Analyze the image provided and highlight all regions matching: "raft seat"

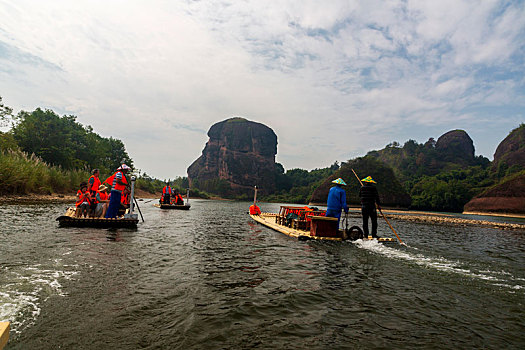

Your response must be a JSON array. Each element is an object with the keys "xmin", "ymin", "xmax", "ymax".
[{"xmin": 292, "ymin": 219, "xmax": 309, "ymax": 231}]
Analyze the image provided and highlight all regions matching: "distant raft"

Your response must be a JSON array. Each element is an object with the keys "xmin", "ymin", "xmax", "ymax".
[
  {"xmin": 56, "ymin": 207, "xmax": 139, "ymax": 228},
  {"xmin": 154, "ymin": 203, "xmax": 191, "ymax": 210}
]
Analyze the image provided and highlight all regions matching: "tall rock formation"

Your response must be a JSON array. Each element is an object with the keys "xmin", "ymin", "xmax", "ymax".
[
  {"xmin": 492, "ymin": 124, "xmax": 525, "ymax": 173},
  {"xmin": 464, "ymin": 124, "xmax": 525, "ymax": 215},
  {"xmin": 187, "ymin": 118, "xmax": 281, "ymax": 197},
  {"xmin": 435, "ymin": 130, "xmax": 475, "ymax": 165}
]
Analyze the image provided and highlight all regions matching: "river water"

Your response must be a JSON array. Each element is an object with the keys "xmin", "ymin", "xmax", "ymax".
[{"xmin": 1, "ymin": 200, "xmax": 524, "ymax": 349}]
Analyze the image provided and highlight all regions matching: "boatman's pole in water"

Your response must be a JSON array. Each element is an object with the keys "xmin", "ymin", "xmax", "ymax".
[
  {"xmin": 186, "ymin": 188, "xmax": 190, "ymax": 205},
  {"xmin": 351, "ymin": 168, "xmax": 405, "ymax": 245},
  {"xmin": 128, "ymin": 176, "xmax": 144, "ymax": 222}
]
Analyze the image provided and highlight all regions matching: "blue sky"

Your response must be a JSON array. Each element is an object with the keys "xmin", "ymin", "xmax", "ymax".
[{"xmin": 0, "ymin": 0, "xmax": 524, "ymax": 179}]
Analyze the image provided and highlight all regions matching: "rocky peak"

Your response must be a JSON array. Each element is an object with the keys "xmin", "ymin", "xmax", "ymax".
[
  {"xmin": 435, "ymin": 129, "xmax": 475, "ymax": 164},
  {"xmin": 187, "ymin": 118, "xmax": 280, "ymax": 197},
  {"xmin": 492, "ymin": 124, "xmax": 525, "ymax": 171}
]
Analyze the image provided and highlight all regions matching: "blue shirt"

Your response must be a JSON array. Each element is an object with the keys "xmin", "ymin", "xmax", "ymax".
[{"xmin": 327, "ymin": 186, "xmax": 349, "ymax": 213}]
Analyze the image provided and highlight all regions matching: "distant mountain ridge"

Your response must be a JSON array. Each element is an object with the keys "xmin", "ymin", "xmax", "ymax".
[
  {"xmin": 309, "ymin": 156, "xmax": 411, "ymax": 207},
  {"xmin": 185, "ymin": 119, "xmax": 524, "ymax": 214}
]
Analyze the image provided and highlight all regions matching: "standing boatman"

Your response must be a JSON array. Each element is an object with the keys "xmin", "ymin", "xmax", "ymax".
[
  {"xmin": 359, "ymin": 176, "xmax": 381, "ymax": 239},
  {"xmin": 161, "ymin": 182, "xmax": 171, "ymax": 204},
  {"xmin": 326, "ymin": 178, "xmax": 349, "ymax": 226},
  {"xmin": 104, "ymin": 164, "xmax": 131, "ymax": 218}
]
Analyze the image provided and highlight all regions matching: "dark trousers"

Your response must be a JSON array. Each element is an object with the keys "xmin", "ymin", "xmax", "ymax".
[
  {"xmin": 105, "ymin": 190, "xmax": 122, "ymax": 218},
  {"xmin": 162, "ymin": 194, "xmax": 170, "ymax": 204},
  {"xmin": 362, "ymin": 205, "xmax": 378, "ymax": 237}
]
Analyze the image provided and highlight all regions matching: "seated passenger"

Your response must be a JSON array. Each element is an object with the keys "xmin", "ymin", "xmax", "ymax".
[
  {"xmin": 75, "ymin": 182, "xmax": 92, "ymax": 218},
  {"xmin": 172, "ymin": 189, "xmax": 184, "ymax": 205},
  {"xmin": 94, "ymin": 185, "xmax": 109, "ymax": 218},
  {"xmin": 119, "ymin": 187, "xmax": 131, "ymax": 215}
]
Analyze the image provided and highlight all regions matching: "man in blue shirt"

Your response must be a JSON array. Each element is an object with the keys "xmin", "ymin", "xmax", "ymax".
[{"xmin": 326, "ymin": 178, "xmax": 349, "ymax": 226}]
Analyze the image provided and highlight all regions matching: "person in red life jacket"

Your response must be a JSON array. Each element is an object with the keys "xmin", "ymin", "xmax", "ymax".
[
  {"xmin": 87, "ymin": 169, "xmax": 101, "ymax": 216},
  {"xmin": 75, "ymin": 182, "xmax": 92, "ymax": 218},
  {"xmin": 172, "ymin": 189, "xmax": 184, "ymax": 205},
  {"xmin": 104, "ymin": 164, "xmax": 130, "ymax": 218},
  {"xmin": 161, "ymin": 182, "xmax": 171, "ymax": 204},
  {"xmin": 249, "ymin": 203, "xmax": 261, "ymax": 215},
  {"xmin": 119, "ymin": 187, "xmax": 131, "ymax": 215},
  {"xmin": 94, "ymin": 185, "xmax": 109, "ymax": 218},
  {"xmin": 88, "ymin": 169, "xmax": 101, "ymax": 197}
]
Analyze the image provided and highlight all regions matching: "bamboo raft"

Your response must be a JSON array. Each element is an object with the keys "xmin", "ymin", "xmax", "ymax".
[
  {"xmin": 153, "ymin": 203, "xmax": 191, "ymax": 210},
  {"xmin": 0, "ymin": 322, "xmax": 9, "ymax": 350},
  {"xmin": 56, "ymin": 207, "xmax": 139, "ymax": 228},
  {"xmin": 250, "ymin": 206, "xmax": 395, "ymax": 242}
]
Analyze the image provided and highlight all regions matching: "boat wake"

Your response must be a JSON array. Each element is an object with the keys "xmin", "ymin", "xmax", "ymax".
[
  {"xmin": 0, "ymin": 262, "xmax": 78, "ymax": 334},
  {"xmin": 352, "ymin": 239, "xmax": 524, "ymax": 293}
]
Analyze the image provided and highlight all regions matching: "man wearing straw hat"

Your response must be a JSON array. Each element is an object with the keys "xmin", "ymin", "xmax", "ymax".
[
  {"xmin": 326, "ymin": 178, "xmax": 349, "ymax": 226},
  {"xmin": 359, "ymin": 176, "xmax": 381, "ymax": 239}
]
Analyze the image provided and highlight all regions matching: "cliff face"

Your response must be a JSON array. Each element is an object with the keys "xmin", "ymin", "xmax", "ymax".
[
  {"xmin": 492, "ymin": 124, "xmax": 525, "ymax": 172},
  {"xmin": 309, "ymin": 156, "xmax": 411, "ymax": 207},
  {"xmin": 187, "ymin": 118, "xmax": 280, "ymax": 197},
  {"xmin": 463, "ymin": 125, "xmax": 525, "ymax": 215},
  {"xmin": 464, "ymin": 172, "xmax": 525, "ymax": 214},
  {"xmin": 435, "ymin": 130, "xmax": 475, "ymax": 165}
]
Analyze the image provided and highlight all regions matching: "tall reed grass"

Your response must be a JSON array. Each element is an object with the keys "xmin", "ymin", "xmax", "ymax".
[{"xmin": 0, "ymin": 149, "xmax": 90, "ymax": 195}]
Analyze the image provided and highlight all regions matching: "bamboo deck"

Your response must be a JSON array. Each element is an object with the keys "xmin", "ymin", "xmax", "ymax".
[
  {"xmin": 250, "ymin": 213, "xmax": 395, "ymax": 242},
  {"xmin": 0, "ymin": 322, "xmax": 9, "ymax": 350},
  {"xmin": 250, "ymin": 213, "xmax": 344, "ymax": 241},
  {"xmin": 56, "ymin": 207, "xmax": 139, "ymax": 228}
]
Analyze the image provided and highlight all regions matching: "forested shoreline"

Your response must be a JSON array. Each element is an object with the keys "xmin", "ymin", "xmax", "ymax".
[{"xmin": 1, "ymin": 96, "xmax": 523, "ymax": 212}]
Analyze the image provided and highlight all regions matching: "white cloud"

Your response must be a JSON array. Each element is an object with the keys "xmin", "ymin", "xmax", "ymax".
[{"xmin": 0, "ymin": 0, "xmax": 523, "ymax": 177}]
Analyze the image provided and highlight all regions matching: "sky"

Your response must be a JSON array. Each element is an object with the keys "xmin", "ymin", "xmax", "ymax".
[{"xmin": 0, "ymin": 0, "xmax": 524, "ymax": 179}]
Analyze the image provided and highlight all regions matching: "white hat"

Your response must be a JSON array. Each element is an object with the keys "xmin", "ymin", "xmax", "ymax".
[{"xmin": 117, "ymin": 164, "xmax": 131, "ymax": 170}]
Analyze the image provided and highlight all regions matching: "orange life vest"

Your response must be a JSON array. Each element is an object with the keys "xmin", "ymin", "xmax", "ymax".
[
  {"xmin": 88, "ymin": 175, "xmax": 101, "ymax": 193},
  {"xmin": 76, "ymin": 190, "xmax": 91, "ymax": 207},
  {"xmin": 105, "ymin": 171, "xmax": 128, "ymax": 192},
  {"xmin": 121, "ymin": 193, "xmax": 130, "ymax": 205},
  {"xmin": 163, "ymin": 186, "xmax": 171, "ymax": 194},
  {"xmin": 249, "ymin": 204, "xmax": 261, "ymax": 215},
  {"xmin": 99, "ymin": 192, "xmax": 108, "ymax": 201}
]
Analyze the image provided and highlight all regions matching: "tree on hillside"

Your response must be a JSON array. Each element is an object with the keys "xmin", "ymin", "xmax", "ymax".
[{"xmin": 11, "ymin": 108, "xmax": 133, "ymax": 173}]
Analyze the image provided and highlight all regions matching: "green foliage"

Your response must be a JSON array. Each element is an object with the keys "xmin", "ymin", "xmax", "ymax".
[
  {"xmin": 409, "ymin": 166, "xmax": 494, "ymax": 212},
  {"xmin": 193, "ymin": 178, "xmax": 232, "ymax": 196},
  {"xmin": 0, "ymin": 132, "xmax": 18, "ymax": 151},
  {"xmin": 263, "ymin": 164, "xmax": 338, "ymax": 203},
  {"xmin": 11, "ymin": 108, "xmax": 133, "ymax": 173},
  {"xmin": 0, "ymin": 149, "xmax": 89, "ymax": 194}
]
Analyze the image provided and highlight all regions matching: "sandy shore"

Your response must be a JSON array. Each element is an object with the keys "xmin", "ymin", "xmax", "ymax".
[{"xmin": 343, "ymin": 207, "xmax": 525, "ymax": 231}]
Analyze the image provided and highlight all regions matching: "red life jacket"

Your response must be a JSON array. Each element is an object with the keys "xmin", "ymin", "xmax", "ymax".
[
  {"xmin": 76, "ymin": 190, "xmax": 91, "ymax": 207},
  {"xmin": 121, "ymin": 193, "xmax": 130, "ymax": 205},
  {"xmin": 105, "ymin": 171, "xmax": 128, "ymax": 192},
  {"xmin": 249, "ymin": 204, "xmax": 261, "ymax": 215},
  {"xmin": 88, "ymin": 175, "xmax": 101, "ymax": 193},
  {"xmin": 163, "ymin": 186, "xmax": 171, "ymax": 194},
  {"xmin": 99, "ymin": 192, "xmax": 108, "ymax": 201}
]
